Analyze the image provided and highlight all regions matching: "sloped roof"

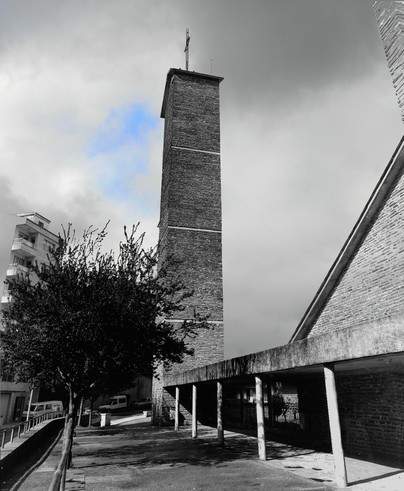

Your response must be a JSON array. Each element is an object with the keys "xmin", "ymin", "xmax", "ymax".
[{"xmin": 289, "ymin": 136, "xmax": 404, "ymax": 342}]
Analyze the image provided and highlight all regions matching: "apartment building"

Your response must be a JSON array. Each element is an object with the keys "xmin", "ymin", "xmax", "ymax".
[{"xmin": 0, "ymin": 212, "xmax": 59, "ymax": 426}]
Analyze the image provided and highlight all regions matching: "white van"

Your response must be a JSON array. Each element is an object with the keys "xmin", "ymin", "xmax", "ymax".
[
  {"xmin": 99, "ymin": 395, "xmax": 129, "ymax": 413},
  {"xmin": 22, "ymin": 400, "xmax": 63, "ymax": 419}
]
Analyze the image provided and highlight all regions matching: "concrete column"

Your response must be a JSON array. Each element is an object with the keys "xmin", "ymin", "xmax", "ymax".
[
  {"xmin": 323, "ymin": 365, "xmax": 347, "ymax": 488},
  {"xmin": 255, "ymin": 376, "xmax": 266, "ymax": 460},
  {"xmin": 174, "ymin": 386, "xmax": 180, "ymax": 431},
  {"xmin": 217, "ymin": 381, "xmax": 224, "ymax": 444},
  {"xmin": 26, "ymin": 388, "xmax": 34, "ymax": 421},
  {"xmin": 191, "ymin": 384, "xmax": 197, "ymax": 439}
]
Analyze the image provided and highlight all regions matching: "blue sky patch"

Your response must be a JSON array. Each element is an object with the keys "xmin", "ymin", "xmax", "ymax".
[
  {"xmin": 88, "ymin": 103, "xmax": 158, "ymax": 157},
  {"xmin": 88, "ymin": 103, "xmax": 160, "ymax": 208}
]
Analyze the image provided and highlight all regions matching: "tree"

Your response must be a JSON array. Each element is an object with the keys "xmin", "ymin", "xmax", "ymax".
[
  {"xmin": 1, "ymin": 223, "xmax": 208, "ymax": 489},
  {"xmin": 272, "ymin": 393, "xmax": 286, "ymax": 421}
]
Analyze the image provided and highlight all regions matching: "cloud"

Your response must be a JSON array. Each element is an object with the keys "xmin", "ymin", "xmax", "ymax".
[{"xmin": 0, "ymin": 0, "xmax": 402, "ymax": 358}]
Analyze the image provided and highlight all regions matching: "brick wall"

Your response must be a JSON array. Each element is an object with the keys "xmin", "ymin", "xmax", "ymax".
[
  {"xmin": 161, "ymin": 149, "xmax": 221, "ymax": 231},
  {"xmin": 169, "ymin": 74, "xmax": 221, "ymax": 152},
  {"xmin": 161, "ymin": 227, "xmax": 223, "ymax": 321},
  {"xmin": 373, "ymin": 1, "xmax": 404, "ymax": 122},
  {"xmin": 153, "ymin": 69, "xmax": 224, "ymax": 424},
  {"xmin": 308, "ymin": 169, "xmax": 404, "ymax": 337},
  {"xmin": 337, "ymin": 370, "xmax": 404, "ymax": 463}
]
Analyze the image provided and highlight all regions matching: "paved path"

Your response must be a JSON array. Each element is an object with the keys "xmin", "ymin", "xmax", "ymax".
[
  {"xmin": 15, "ymin": 421, "xmax": 404, "ymax": 490},
  {"xmin": 66, "ymin": 423, "xmax": 330, "ymax": 490}
]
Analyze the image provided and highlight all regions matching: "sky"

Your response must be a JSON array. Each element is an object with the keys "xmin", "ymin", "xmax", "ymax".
[{"xmin": 0, "ymin": 0, "xmax": 402, "ymax": 358}]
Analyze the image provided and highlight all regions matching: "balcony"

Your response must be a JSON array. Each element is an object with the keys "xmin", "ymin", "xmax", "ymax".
[
  {"xmin": 6, "ymin": 264, "xmax": 29, "ymax": 278},
  {"xmin": 1, "ymin": 294, "xmax": 12, "ymax": 304},
  {"xmin": 11, "ymin": 237, "xmax": 36, "ymax": 257}
]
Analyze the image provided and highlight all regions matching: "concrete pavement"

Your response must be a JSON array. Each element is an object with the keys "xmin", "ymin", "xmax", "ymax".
[
  {"xmin": 67, "ymin": 422, "xmax": 330, "ymax": 490},
  {"xmin": 13, "ymin": 420, "xmax": 404, "ymax": 490}
]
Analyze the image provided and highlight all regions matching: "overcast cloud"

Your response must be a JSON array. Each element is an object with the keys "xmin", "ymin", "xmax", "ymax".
[{"xmin": 0, "ymin": 0, "xmax": 402, "ymax": 358}]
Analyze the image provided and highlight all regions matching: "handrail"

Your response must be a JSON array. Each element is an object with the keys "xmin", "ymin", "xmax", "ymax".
[
  {"xmin": 48, "ymin": 432, "xmax": 71, "ymax": 491},
  {"xmin": 0, "ymin": 410, "xmax": 65, "ymax": 449}
]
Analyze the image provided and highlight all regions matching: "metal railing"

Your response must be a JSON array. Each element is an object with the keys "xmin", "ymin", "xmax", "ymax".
[{"xmin": 0, "ymin": 410, "xmax": 64, "ymax": 449}]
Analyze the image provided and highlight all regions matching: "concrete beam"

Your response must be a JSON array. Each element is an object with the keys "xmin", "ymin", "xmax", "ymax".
[
  {"xmin": 324, "ymin": 365, "xmax": 347, "ymax": 488},
  {"xmin": 164, "ymin": 319, "xmax": 404, "ymax": 387},
  {"xmin": 255, "ymin": 376, "xmax": 266, "ymax": 460}
]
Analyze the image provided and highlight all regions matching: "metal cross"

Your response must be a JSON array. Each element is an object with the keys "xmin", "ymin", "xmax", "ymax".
[{"xmin": 184, "ymin": 28, "xmax": 190, "ymax": 70}]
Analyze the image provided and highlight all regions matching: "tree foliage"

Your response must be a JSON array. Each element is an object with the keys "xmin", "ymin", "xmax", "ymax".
[
  {"xmin": 1, "ymin": 223, "xmax": 209, "ymax": 488},
  {"xmin": 1, "ymin": 222, "xmax": 207, "ymax": 404}
]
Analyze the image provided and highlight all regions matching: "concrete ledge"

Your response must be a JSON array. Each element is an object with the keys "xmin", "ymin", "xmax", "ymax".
[
  {"xmin": 164, "ymin": 318, "xmax": 404, "ymax": 386},
  {"xmin": 0, "ymin": 418, "xmax": 64, "ymax": 477}
]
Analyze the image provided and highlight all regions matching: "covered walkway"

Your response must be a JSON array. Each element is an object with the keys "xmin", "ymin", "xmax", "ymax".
[{"xmin": 163, "ymin": 320, "xmax": 404, "ymax": 488}]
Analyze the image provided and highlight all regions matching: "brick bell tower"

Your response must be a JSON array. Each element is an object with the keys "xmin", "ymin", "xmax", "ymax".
[{"xmin": 152, "ymin": 68, "xmax": 224, "ymax": 424}]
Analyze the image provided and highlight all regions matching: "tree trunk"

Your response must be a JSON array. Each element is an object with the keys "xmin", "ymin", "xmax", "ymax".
[
  {"xmin": 67, "ymin": 393, "xmax": 79, "ymax": 469},
  {"xmin": 48, "ymin": 388, "xmax": 77, "ymax": 491}
]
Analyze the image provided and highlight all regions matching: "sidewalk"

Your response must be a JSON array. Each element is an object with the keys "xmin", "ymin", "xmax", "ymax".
[
  {"xmin": 66, "ymin": 422, "xmax": 330, "ymax": 490},
  {"xmin": 14, "ymin": 421, "xmax": 404, "ymax": 490}
]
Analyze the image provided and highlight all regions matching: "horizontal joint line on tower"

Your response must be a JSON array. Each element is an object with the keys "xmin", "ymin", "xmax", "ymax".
[
  {"xmin": 171, "ymin": 145, "xmax": 220, "ymax": 156},
  {"xmin": 164, "ymin": 319, "xmax": 223, "ymax": 324},
  {"xmin": 167, "ymin": 225, "xmax": 221, "ymax": 233}
]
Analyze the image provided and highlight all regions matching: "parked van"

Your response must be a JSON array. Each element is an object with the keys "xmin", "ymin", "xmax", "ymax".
[
  {"xmin": 22, "ymin": 400, "xmax": 63, "ymax": 419},
  {"xmin": 99, "ymin": 395, "xmax": 129, "ymax": 413}
]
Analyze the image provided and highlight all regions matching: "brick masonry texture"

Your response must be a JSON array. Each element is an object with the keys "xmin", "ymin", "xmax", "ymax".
[
  {"xmin": 170, "ymin": 75, "xmax": 221, "ymax": 152},
  {"xmin": 166, "ymin": 321, "xmax": 224, "ymax": 375},
  {"xmin": 158, "ymin": 69, "xmax": 224, "ymax": 354},
  {"xmin": 160, "ymin": 149, "xmax": 221, "ymax": 232},
  {"xmin": 308, "ymin": 169, "xmax": 404, "ymax": 337},
  {"xmin": 337, "ymin": 370, "xmax": 404, "ymax": 462},
  {"xmin": 153, "ymin": 70, "xmax": 224, "ymax": 424},
  {"xmin": 160, "ymin": 227, "xmax": 223, "ymax": 320},
  {"xmin": 373, "ymin": 1, "xmax": 404, "ymax": 122}
]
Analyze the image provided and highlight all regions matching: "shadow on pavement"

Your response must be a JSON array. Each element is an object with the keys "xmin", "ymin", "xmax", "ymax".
[{"xmin": 73, "ymin": 424, "xmax": 317, "ymax": 471}]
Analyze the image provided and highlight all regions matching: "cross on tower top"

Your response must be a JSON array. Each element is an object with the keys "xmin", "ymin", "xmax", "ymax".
[{"xmin": 184, "ymin": 28, "xmax": 190, "ymax": 70}]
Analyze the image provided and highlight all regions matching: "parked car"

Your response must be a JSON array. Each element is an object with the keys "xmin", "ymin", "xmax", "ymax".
[
  {"xmin": 99, "ymin": 395, "xmax": 129, "ymax": 413},
  {"xmin": 22, "ymin": 400, "xmax": 63, "ymax": 419}
]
